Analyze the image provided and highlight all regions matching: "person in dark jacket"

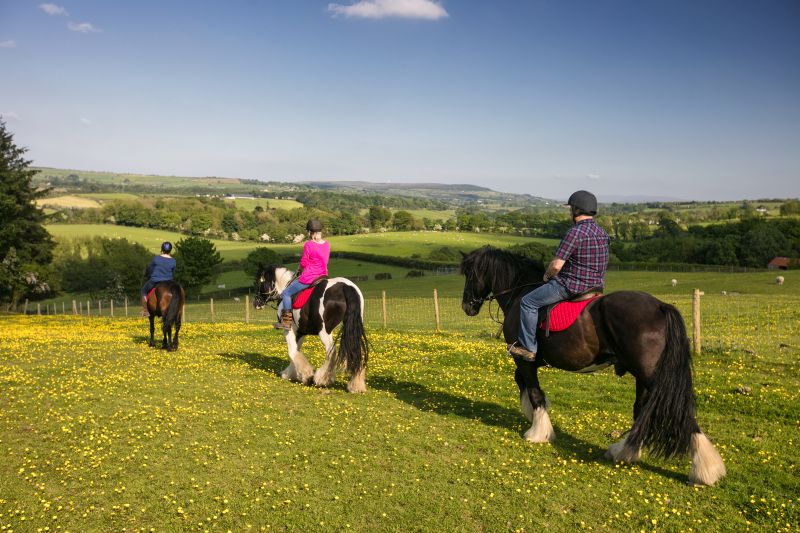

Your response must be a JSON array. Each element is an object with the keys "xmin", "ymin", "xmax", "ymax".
[{"xmin": 141, "ymin": 241, "xmax": 177, "ymax": 316}]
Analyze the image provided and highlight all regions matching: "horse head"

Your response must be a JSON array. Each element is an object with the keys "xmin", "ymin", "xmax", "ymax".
[
  {"xmin": 253, "ymin": 265, "xmax": 279, "ymax": 310},
  {"xmin": 459, "ymin": 247, "xmax": 494, "ymax": 316},
  {"xmin": 459, "ymin": 245, "xmax": 545, "ymax": 316}
]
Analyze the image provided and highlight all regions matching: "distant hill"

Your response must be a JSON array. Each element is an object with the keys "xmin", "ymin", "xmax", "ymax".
[
  {"xmin": 299, "ymin": 180, "xmax": 553, "ymax": 208},
  {"xmin": 33, "ymin": 167, "xmax": 556, "ymax": 210}
]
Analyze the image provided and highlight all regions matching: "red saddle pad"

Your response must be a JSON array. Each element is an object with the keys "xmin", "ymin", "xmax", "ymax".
[
  {"xmin": 147, "ymin": 287, "xmax": 157, "ymax": 301},
  {"xmin": 539, "ymin": 295, "xmax": 601, "ymax": 332},
  {"xmin": 292, "ymin": 287, "xmax": 315, "ymax": 309}
]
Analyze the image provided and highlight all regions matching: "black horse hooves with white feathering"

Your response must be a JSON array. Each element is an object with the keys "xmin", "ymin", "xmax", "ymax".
[
  {"xmin": 253, "ymin": 265, "xmax": 369, "ymax": 393},
  {"xmin": 460, "ymin": 246, "xmax": 726, "ymax": 486}
]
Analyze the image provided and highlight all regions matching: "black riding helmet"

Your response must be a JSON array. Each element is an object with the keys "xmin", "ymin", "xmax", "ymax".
[
  {"xmin": 566, "ymin": 190, "xmax": 598, "ymax": 216},
  {"xmin": 161, "ymin": 241, "xmax": 173, "ymax": 254},
  {"xmin": 306, "ymin": 219, "xmax": 323, "ymax": 232}
]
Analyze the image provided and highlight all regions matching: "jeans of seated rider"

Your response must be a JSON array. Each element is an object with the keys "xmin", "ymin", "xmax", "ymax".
[
  {"xmin": 518, "ymin": 279, "xmax": 570, "ymax": 353},
  {"xmin": 281, "ymin": 279, "xmax": 311, "ymax": 312}
]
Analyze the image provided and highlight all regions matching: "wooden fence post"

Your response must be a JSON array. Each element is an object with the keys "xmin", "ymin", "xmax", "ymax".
[
  {"xmin": 182, "ymin": 304, "xmax": 186, "ymax": 324},
  {"xmin": 110, "ymin": 300, "xmax": 114, "ymax": 317},
  {"xmin": 210, "ymin": 298, "xmax": 215, "ymax": 322},
  {"xmin": 382, "ymin": 291, "xmax": 387, "ymax": 329},
  {"xmin": 62, "ymin": 302, "xmax": 65, "ymax": 314},
  {"xmin": 125, "ymin": 297, "xmax": 128, "ymax": 317},
  {"xmin": 72, "ymin": 300, "xmax": 77, "ymax": 315},
  {"xmin": 245, "ymin": 295, "xmax": 250, "ymax": 324},
  {"xmin": 37, "ymin": 303, "xmax": 41, "ymax": 315},
  {"xmin": 433, "ymin": 289, "xmax": 441, "ymax": 332},
  {"xmin": 24, "ymin": 299, "xmax": 29, "ymax": 314},
  {"xmin": 98, "ymin": 300, "xmax": 102, "ymax": 316},
  {"xmin": 79, "ymin": 301, "xmax": 82, "ymax": 315},
  {"xmin": 692, "ymin": 288, "xmax": 704, "ymax": 355},
  {"xmin": 87, "ymin": 300, "xmax": 91, "ymax": 316}
]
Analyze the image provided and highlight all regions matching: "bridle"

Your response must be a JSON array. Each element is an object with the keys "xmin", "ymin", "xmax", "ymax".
[
  {"xmin": 463, "ymin": 266, "xmax": 543, "ymax": 324},
  {"xmin": 255, "ymin": 269, "xmax": 298, "ymax": 308}
]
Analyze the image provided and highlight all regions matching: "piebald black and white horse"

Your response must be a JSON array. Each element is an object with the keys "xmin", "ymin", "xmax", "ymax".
[
  {"xmin": 460, "ymin": 246, "xmax": 726, "ymax": 486},
  {"xmin": 253, "ymin": 266, "xmax": 369, "ymax": 393}
]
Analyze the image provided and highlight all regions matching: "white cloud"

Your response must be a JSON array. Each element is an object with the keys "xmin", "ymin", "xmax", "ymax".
[
  {"xmin": 39, "ymin": 3, "xmax": 68, "ymax": 16},
  {"xmin": 2, "ymin": 112, "xmax": 21, "ymax": 121},
  {"xmin": 80, "ymin": 117, "xmax": 92, "ymax": 125},
  {"xmin": 328, "ymin": 0, "xmax": 448, "ymax": 20},
  {"xmin": 0, "ymin": 40, "xmax": 16, "ymax": 48},
  {"xmin": 587, "ymin": 173, "xmax": 601, "ymax": 180},
  {"xmin": 68, "ymin": 22, "xmax": 102, "ymax": 34}
]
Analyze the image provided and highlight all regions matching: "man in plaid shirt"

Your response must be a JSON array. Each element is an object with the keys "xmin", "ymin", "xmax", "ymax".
[{"xmin": 508, "ymin": 190, "xmax": 610, "ymax": 361}]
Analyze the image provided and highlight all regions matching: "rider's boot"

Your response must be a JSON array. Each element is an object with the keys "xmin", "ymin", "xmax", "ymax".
[
  {"xmin": 141, "ymin": 295, "xmax": 150, "ymax": 317},
  {"xmin": 273, "ymin": 311, "xmax": 293, "ymax": 330}
]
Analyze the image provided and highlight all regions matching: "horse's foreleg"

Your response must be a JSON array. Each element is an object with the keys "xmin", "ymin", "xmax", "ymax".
[
  {"xmin": 281, "ymin": 333, "xmax": 314, "ymax": 385},
  {"xmin": 313, "ymin": 329, "xmax": 337, "ymax": 388},
  {"xmin": 515, "ymin": 363, "xmax": 555, "ymax": 443},
  {"xmin": 161, "ymin": 319, "xmax": 170, "ymax": 349},
  {"xmin": 149, "ymin": 315, "xmax": 156, "ymax": 347}
]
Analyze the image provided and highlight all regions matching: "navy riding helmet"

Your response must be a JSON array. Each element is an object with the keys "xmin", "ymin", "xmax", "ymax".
[{"xmin": 161, "ymin": 241, "xmax": 173, "ymax": 254}]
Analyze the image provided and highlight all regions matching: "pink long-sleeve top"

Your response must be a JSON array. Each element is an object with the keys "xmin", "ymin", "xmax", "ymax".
[{"xmin": 298, "ymin": 240, "xmax": 330, "ymax": 283}]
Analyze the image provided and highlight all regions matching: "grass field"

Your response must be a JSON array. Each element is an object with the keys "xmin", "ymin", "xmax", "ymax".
[
  {"xmin": 1, "ymin": 292, "xmax": 798, "ymax": 531},
  {"xmin": 36, "ymin": 195, "xmax": 102, "ymax": 209},
  {"xmin": 45, "ymin": 224, "xmax": 549, "ymax": 262}
]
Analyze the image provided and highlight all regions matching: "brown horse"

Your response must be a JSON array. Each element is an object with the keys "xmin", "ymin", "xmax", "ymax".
[
  {"xmin": 460, "ymin": 246, "xmax": 726, "ymax": 486},
  {"xmin": 146, "ymin": 281, "xmax": 184, "ymax": 351}
]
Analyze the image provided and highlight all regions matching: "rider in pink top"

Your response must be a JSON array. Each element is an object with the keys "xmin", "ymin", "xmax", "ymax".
[
  {"xmin": 298, "ymin": 239, "xmax": 330, "ymax": 283},
  {"xmin": 275, "ymin": 219, "xmax": 330, "ymax": 330}
]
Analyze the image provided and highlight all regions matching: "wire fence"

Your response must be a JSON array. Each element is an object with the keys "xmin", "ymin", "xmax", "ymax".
[{"xmin": 17, "ymin": 291, "xmax": 800, "ymax": 355}]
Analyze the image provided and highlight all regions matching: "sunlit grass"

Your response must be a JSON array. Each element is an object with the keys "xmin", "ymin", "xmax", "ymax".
[{"xmin": 1, "ymin": 308, "xmax": 797, "ymax": 531}]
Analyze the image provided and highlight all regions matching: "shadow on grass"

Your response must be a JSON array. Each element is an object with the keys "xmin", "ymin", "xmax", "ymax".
[
  {"xmin": 216, "ymin": 351, "xmax": 688, "ymax": 483},
  {"xmin": 218, "ymin": 351, "xmax": 286, "ymax": 374},
  {"xmin": 369, "ymin": 374, "xmax": 687, "ymax": 483}
]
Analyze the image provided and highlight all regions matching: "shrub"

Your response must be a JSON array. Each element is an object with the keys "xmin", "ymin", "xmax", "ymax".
[
  {"xmin": 406, "ymin": 270, "xmax": 425, "ymax": 278},
  {"xmin": 374, "ymin": 273, "xmax": 392, "ymax": 280}
]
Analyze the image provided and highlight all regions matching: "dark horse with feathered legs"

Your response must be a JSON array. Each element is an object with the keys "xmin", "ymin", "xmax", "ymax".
[
  {"xmin": 460, "ymin": 246, "xmax": 725, "ymax": 486},
  {"xmin": 146, "ymin": 281, "xmax": 184, "ymax": 351}
]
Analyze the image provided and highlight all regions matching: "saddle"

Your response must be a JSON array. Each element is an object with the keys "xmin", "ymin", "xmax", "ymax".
[
  {"xmin": 539, "ymin": 287, "xmax": 603, "ymax": 336},
  {"xmin": 291, "ymin": 276, "xmax": 328, "ymax": 309}
]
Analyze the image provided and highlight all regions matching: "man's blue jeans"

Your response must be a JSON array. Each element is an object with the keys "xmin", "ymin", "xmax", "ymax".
[
  {"xmin": 518, "ymin": 279, "xmax": 570, "ymax": 353},
  {"xmin": 281, "ymin": 279, "xmax": 311, "ymax": 312}
]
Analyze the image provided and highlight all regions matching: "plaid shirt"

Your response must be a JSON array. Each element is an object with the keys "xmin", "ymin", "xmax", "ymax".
[{"xmin": 554, "ymin": 218, "xmax": 609, "ymax": 295}]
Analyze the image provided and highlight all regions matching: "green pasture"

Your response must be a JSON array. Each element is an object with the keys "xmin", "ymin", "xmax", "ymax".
[
  {"xmin": 77, "ymin": 192, "xmax": 142, "ymax": 202},
  {"xmin": 224, "ymin": 198, "xmax": 304, "ymax": 210},
  {"xmin": 35, "ymin": 167, "xmax": 260, "ymax": 193},
  {"xmin": 358, "ymin": 208, "xmax": 457, "ymax": 221},
  {"xmin": 2, "ymin": 293, "xmax": 798, "ymax": 531}
]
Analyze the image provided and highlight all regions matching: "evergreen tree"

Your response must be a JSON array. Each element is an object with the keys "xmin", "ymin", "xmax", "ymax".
[
  {"xmin": 0, "ymin": 119, "xmax": 54, "ymax": 308},
  {"xmin": 173, "ymin": 236, "xmax": 222, "ymax": 292}
]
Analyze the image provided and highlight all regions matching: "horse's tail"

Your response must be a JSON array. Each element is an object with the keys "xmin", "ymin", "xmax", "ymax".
[
  {"xmin": 337, "ymin": 284, "xmax": 369, "ymax": 376},
  {"xmin": 627, "ymin": 303, "xmax": 699, "ymax": 458},
  {"xmin": 164, "ymin": 282, "xmax": 183, "ymax": 331}
]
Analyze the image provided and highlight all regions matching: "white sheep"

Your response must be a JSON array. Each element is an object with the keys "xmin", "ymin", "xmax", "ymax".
[
  {"xmin": 671, "ymin": 278, "xmax": 678, "ymax": 287},
  {"xmin": 776, "ymin": 275, "xmax": 785, "ymax": 286}
]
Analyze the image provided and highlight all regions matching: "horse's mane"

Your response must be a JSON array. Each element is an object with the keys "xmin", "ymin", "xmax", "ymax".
[{"xmin": 460, "ymin": 245, "xmax": 545, "ymax": 289}]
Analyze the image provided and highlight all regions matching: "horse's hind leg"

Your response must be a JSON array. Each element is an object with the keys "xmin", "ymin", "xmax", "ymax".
[
  {"xmin": 606, "ymin": 379, "xmax": 646, "ymax": 463},
  {"xmin": 172, "ymin": 316, "xmax": 181, "ymax": 351},
  {"xmin": 689, "ymin": 432, "xmax": 726, "ymax": 486},
  {"xmin": 281, "ymin": 333, "xmax": 314, "ymax": 385},
  {"xmin": 313, "ymin": 329, "xmax": 337, "ymax": 387},
  {"xmin": 162, "ymin": 319, "xmax": 171, "ymax": 350},
  {"xmin": 515, "ymin": 363, "xmax": 555, "ymax": 443},
  {"xmin": 149, "ymin": 315, "xmax": 156, "ymax": 347}
]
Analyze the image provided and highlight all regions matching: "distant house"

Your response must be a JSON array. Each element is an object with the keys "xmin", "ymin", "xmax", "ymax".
[
  {"xmin": 768, "ymin": 257, "xmax": 790, "ymax": 270},
  {"xmin": 756, "ymin": 206, "xmax": 769, "ymax": 214}
]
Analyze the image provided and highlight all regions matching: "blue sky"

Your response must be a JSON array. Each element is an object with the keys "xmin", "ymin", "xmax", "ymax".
[{"xmin": 1, "ymin": 0, "xmax": 798, "ymax": 201}]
